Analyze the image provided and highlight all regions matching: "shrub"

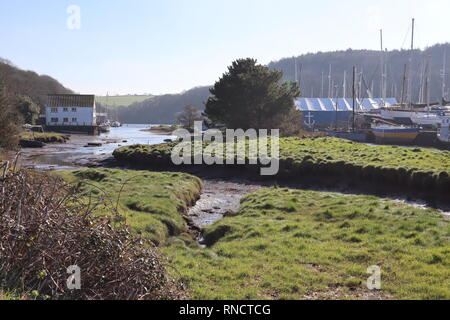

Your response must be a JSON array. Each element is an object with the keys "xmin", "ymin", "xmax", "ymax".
[{"xmin": 0, "ymin": 167, "xmax": 186, "ymax": 300}]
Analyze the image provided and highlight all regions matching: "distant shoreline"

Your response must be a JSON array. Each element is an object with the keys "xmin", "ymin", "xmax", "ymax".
[{"xmin": 140, "ymin": 126, "xmax": 177, "ymax": 135}]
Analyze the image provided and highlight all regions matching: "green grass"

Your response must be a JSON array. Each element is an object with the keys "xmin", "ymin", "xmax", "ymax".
[
  {"xmin": 57, "ymin": 169, "xmax": 203, "ymax": 246},
  {"xmin": 113, "ymin": 137, "xmax": 450, "ymax": 194},
  {"xmin": 279, "ymin": 137, "xmax": 450, "ymax": 173},
  {"xmin": 19, "ymin": 132, "xmax": 68, "ymax": 143},
  {"xmin": 55, "ymin": 167, "xmax": 449, "ymax": 300},
  {"xmin": 165, "ymin": 187, "xmax": 450, "ymax": 300},
  {"xmin": 96, "ymin": 95, "xmax": 153, "ymax": 107}
]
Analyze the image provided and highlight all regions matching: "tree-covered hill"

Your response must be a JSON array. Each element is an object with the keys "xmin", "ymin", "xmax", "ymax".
[
  {"xmin": 269, "ymin": 43, "xmax": 450, "ymax": 102},
  {"xmin": 117, "ymin": 43, "xmax": 450, "ymax": 124},
  {"xmin": 116, "ymin": 86, "xmax": 211, "ymax": 124},
  {"xmin": 0, "ymin": 59, "xmax": 72, "ymax": 109}
]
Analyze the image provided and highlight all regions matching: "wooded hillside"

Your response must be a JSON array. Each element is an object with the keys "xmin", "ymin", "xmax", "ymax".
[
  {"xmin": 0, "ymin": 59, "xmax": 72, "ymax": 109},
  {"xmin": 116, "ymin": 43, "xmax": 450, "ymax": 124}
]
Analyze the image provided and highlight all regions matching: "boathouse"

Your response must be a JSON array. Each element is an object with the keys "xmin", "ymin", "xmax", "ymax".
[
  {"xmin": 296, "ymin": 97, "xmax": 398, "ymax": 127},
  {"xmin": 45, "ymin": 94, "xmax": 99, "ymax": 134},
  {"xmin": 45, "ymin": 94, "xmax": 96, "ymax": 126}
]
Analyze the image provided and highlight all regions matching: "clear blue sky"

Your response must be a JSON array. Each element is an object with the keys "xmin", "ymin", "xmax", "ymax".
[{"xmin": 1, "ymin": 0, "xmax": 449, "ymax": 95}]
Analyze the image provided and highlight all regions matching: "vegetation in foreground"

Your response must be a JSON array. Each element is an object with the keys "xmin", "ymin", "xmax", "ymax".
[
  {"xmin": 166, "ymin": 187, "xmax": 450, "ymax": 300},
  {"xmin": 0, "ymin": 166, "xmax": 186, "ymax": 300},
  {"xmin": 114, "ymin": 137, "xmax": 450, "ymax": 195},
  {"xmin": 57, "ymin": 169, "xmax": 203, "ymax": 246},
  {"xmin": 0, "ymin": 290, "xmax": 24, "ymax": 300}
]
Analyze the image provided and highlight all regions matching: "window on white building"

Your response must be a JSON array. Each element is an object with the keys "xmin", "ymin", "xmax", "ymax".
[
  {"xmin": 72, "ymin": 117, "xmax": 77, "ymax": 122},
  {"xmin": 51, "ymin": 118, "xmax": 58, "ymax": 123},
  {"xmin": 51, "ymin": 108, "xmax": 58, "ymax": 113},
  {"xmin": 63, "ymin": 108, "xmax": 69, "ymax": 112},
  {"xmin": 72, "ymin": 107, "xmax": 77, "ymax": 112},
  {"xmin": 63, "ymin": 118, "xmax": 69, "ymax": 123}
]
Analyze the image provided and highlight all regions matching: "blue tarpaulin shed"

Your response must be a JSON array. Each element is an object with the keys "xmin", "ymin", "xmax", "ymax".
[{"xmin": 296, "ymin": 98, "xmax": 398, "ymax": 125}]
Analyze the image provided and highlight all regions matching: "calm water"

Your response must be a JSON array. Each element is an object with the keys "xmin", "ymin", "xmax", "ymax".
[
  {"xmin": 93, "ymin": 124, "xmax": 176, "ymax": 154},
  {"xmin": 20, "ymin": 124, "xmax": 176, "ymax": 170}
]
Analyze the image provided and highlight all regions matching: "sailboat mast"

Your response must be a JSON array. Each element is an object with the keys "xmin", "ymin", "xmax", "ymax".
[
  {"xmin": 352, "ymin": 66, "xmax": 356, "ymax": 133},
  {"xmin": 401, "ymin": 64, "xmax": 407, "ymax": 105},
  {"xmin": 407, "ymin": 18, "xmax": 415, "ymax": 109},
  {"xmin": 380, "ymin": 29, "xmax": 385, "ymax": 106},
  {"xmin": 442, "ymin": 47, "xmax": 447, "ymax": 101},
  {"xmin": 298, "ymin": 63, "xmax": 303, "ymax": 94},
  {"xmin": 425, "ymin": 56, "xmax": 431, "ymax": 107},
  {"xmin": 328, "ymin": 64, "xmax": 332, "ymax": 98},
  {"xmin": 358, "ymin": 69, "xmax": 363, "ymax": 99},
  {"xmin": 343, "ymin": 70, "xmax": 347, "ymax": 98},
  {"xmin": 294, "ymin": 58, "xmax": 298, "ymax": 85},
  {"xmin": 321, "ymin": 71, "xmax": 324, "ymax": 98},
  {"xmin": 418, "ymin": 61, "xmax": 425, "ymax": 104}
]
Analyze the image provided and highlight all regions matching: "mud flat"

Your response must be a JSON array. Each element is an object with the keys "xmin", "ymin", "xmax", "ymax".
[
  {"xmin": 186, "ymin": 179, "xmax": 265, "ymax": 241},
  {"xmin": 16, "ymin": 134, "xmax": 117, "ymax": 170}
]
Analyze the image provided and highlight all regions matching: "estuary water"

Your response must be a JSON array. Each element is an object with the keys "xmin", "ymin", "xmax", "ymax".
[{"xmin": 18, "ymin": 124, "xmax": 176, "ymax": 170}]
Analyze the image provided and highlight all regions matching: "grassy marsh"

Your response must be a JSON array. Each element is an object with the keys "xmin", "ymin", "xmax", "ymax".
[
  {"xmin": 57, "ymin": 169, "xmax": 203, "ymax": 245},
  {"xmin": 19, "ymin": 132, "xmax": 69, "ymax": 144},
  {"xmin": 165, "ymin": 187, "xmax": 450, "ymax": 300},
  {"xmin": 56, "ymin": 168, "xmax": 449, "ymax": 300},
  {"xmin": 113, "ymin": 137, "xmax": 450, "ymax": 195}
]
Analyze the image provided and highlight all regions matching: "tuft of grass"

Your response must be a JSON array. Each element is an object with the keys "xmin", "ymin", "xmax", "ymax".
[
  {"xmin": 165, "ymin": 188, "xmax": 450, "ymax": 300},
  {"xmin": 56, "ymin": 169, "xmax": 203, "ymax": 246},
  {"xmin": 19, "ymin": 132, "xmax": 69, "ymax": 144}
]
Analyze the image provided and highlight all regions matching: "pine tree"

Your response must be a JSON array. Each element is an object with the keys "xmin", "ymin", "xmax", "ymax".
[{"xmin": 204, "ymin": 58, "xmax": 300, "ymax": 131}]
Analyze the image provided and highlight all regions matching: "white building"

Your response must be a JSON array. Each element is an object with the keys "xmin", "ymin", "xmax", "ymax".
[{"xmin": 45, "ymin": 94, "xmax": 96, "ymax": 126}]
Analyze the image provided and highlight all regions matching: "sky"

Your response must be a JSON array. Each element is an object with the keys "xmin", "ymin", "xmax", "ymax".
[{"xmin": 1, "ymin": 0, "xmax": 450, "ymax": 95}]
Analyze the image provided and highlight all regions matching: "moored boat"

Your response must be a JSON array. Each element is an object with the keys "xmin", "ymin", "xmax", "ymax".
[
  {"xmin": 98, "ymin": 123, "xmax": 111, "ymax": 133},
  {"xmin": 371, "ymin": 124, "xmax": 420, "ymax": 144},
  {"xmin": 379, "ymin": 106, "xmax": 450, "ymax": 126}
]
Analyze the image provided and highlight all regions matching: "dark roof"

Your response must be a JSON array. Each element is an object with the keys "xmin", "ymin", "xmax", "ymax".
[{"xmin": 46, "ymin": 94, "xmax": 95, "ymax": 108}]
